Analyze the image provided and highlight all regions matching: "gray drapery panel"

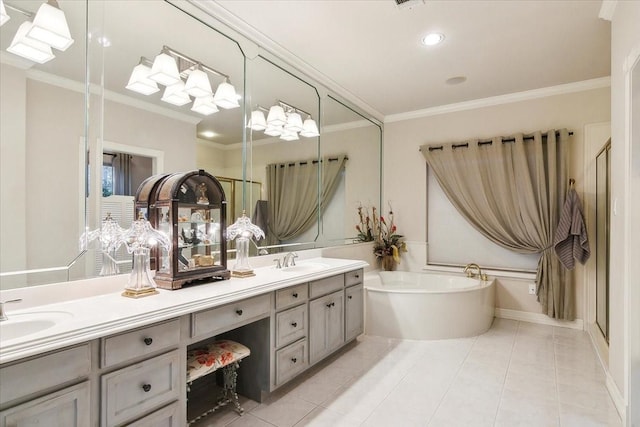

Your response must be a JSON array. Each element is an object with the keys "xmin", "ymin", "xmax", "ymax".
[
  {"xmin": 421, "ymin": 129, "xmax": 572, "ymax": 320},
  {"xmin": 266, "ymin": 155, "xmax": 347, "ymax": 244},
  {"xmin": 114, "ymin": 153, "xmax": 132, "ymax": 195}
]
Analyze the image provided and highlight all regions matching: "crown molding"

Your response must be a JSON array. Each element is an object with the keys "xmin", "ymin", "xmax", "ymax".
[
  {"xmin": 598, "ymin": 0, "xmax": 617, "ymax": 21},
  {"xmin": 192, "ymin": 0, "xmax": 384, "ymax": 122},
  {"xmin": 385, "ymin": 77, "xmax": 611, "ymax": 123}
]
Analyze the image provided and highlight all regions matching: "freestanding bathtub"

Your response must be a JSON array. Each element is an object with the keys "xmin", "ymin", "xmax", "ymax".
[{"xmin": 365, "ymin": 271, "xmax": 495, "ymax": 340}]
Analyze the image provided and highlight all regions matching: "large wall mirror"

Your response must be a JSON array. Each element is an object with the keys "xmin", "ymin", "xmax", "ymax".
[{"xmin": 0, "ymin": 0, "xmax": 381, "ymax": 290}]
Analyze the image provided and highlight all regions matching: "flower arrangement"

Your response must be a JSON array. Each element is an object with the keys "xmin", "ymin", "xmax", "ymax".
[{"xmin": 356, "ymin": 203, "xmax": 407, "ymax": 267}]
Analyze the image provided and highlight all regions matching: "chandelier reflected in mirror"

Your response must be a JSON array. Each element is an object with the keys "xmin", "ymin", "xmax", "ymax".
[
  {"xmin": 125, "ymin": 45, "xmax": 240, "ymax": 115},
  {"xmin": 248, "ymin": 100, "xmax": 320, "ymax": 141},
  {"xmin": 2, "ymin": 0, "xmax": 74, "ymax": 64}
]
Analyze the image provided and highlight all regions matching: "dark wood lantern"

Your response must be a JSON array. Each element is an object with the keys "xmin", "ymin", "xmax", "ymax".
[{"xmin": 135, "ymin": 169, "xmax": 230, "ymax": 289}]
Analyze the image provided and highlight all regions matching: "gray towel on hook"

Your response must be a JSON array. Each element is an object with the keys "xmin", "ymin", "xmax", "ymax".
[{"xmin": 553, "ymin": 188, "xmax": 590, "ymax": 270}]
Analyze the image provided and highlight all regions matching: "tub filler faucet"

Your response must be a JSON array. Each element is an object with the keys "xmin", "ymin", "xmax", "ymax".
[{"xmin": 463, "ymin": 263, "xmax": 488, "ymax": 281}]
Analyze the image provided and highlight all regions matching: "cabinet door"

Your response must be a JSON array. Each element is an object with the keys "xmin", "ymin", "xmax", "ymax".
[
  {"xmin": 0, "ymin": 382, "xmax": 89, "ymax": 427},
  {"xmin": 101, "ymin": 350, "xmax": 181, "ymax": 426},
  {"xmin": 309, "ymin": 290, "xmax": 344, "ymax": 365},
  {"xmin": 345, "ymin": 284, "xmax": 364, "ymax": 342}
]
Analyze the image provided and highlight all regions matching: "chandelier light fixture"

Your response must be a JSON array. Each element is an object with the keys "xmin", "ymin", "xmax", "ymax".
[
  {"xmin": 0, "ymin": 0, "xmax": 10, "ymax": 26},
  {"xmin": 126, "ymin": 45, "xmax": 240, "ymax": 116},
  {"xmin": 26, "ymin": 0, "xmax": 74, "ymax": 50},
  {"xmin": 248, "ymin": 101, "xmax": 320, "ymax": 141},
  {"xmin": 3, "ymin": 0, "xmax": 73, "ymax": 64},
  {"xmin": 125, "ymin": 58, "xmax": 160, "ymax": 95}
]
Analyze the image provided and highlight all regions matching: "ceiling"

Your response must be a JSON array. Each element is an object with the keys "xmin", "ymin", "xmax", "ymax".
[{"xmin": 212, "ymin": 0, "xmax": 611, "ymax": 119}]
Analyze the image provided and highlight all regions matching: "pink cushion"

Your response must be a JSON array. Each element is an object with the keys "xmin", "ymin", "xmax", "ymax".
[{"xmin": 186, "ymin": 340, "xmax": 251, "ymax": 383}]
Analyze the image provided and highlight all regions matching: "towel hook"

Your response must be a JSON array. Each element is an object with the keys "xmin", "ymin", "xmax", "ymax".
[{"xmin": 569, "ymin": 178, "xmax": 575, "ymax": 188}]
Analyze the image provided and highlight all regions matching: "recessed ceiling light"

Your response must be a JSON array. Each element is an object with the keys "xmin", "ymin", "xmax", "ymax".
[
  {"xmin": 422, "ymin": 33, "xmax": 445, "ymax": 46},
  {"xmin": 200, "ymin": 130, "xmax": 217, "ymax": 138},
  {"xmin": 446, "ymin": 76, "xmax": 467, "ymax": 85}
]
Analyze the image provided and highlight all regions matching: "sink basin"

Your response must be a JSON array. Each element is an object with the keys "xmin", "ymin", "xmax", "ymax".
[
  {"xmin": 281, "ymin": 262, "xmax": 330, "ymax": 274},
  {"xmin": 0, "ymin": 311, "xmax": 73, "ymax": 342}
]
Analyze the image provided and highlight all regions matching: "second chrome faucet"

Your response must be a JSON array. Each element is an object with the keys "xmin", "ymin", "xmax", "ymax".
[{"xmin": 274, "ymin": 252, "xmax": 299, "ymax": 269}]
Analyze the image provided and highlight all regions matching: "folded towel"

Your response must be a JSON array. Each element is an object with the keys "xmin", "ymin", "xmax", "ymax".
[{"xmin": 554, "ymin": 188, "xmax": 590, "ymax": 270}]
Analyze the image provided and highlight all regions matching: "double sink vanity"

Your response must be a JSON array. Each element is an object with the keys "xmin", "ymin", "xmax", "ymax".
[{"xmin": 0, "ymin": 257, "xmax": 367, "ymax": 426}]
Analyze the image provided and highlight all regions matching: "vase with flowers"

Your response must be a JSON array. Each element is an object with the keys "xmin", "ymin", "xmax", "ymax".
[{"xmin": 356, "ymin": 203, "xmax": 407, "ymax": 270}]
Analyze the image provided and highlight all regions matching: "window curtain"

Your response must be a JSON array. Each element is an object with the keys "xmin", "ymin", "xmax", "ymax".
[
  {"xmin": 266, "ymin": 155, "xmax": 347, "ymax": 244},
  {"xmin": 421, "ymin": 129, "xmax": 572, "ymax": 320},
  {"xmin": 113, "ymin": 153, "xmax": 132, "ymax": 196}
]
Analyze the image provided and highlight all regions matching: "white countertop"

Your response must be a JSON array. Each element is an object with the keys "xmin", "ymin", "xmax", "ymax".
[{"xmin": 0, "ymin": 257, "xmax": 367, "ymax": 364}]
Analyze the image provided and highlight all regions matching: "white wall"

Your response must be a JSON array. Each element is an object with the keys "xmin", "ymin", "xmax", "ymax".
[
  {"xmin": 384, "ymin": 87, "xmax": 610, "ymax": 320},
  {"xmin": 609, "ymin": 1, "xmax": 640, "ymax": 423},
  {"xmin": 26, "ymin": 80, "xmax": 85, "ymax": 272},
  {"xmin": 0, "ymin": 64, "xmax": 27, "ymax": 285}
]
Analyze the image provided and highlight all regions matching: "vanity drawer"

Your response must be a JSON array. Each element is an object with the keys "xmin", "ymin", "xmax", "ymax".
[
  {"xmin": 309, "ymin": 274, "xmax": 344, "ymax": 299},
  {"xmin": 275, "ymin": 339, "xmax": 308, "ymax": 386},
  {"xmin": 0, "ymin": 344, "xmax": 91, "ymax": 407},
  {"xmin": 345, "ymin": 269, "xmax": 364, "ymax": 287},
  {"xmin": 275, "ymin": 304, "xmax": 307, "ymax": 348},
  {"xmin": 126, "ymin": 401, "xmax": 180, "ymax": 427},
  {"xmin": 101, "ymin": 319, "xmax": 180, "ymax": 368},
  {"xmin": 275, "ymin": 283, "xmax": 308, "ymax": 310},
  {"xmin": 101, "ymin": 350, "xmax": 181, "ymax": 427},
  {"xmin": 192, "ymin": 294, "xmax": 271, "ymax": 338}
]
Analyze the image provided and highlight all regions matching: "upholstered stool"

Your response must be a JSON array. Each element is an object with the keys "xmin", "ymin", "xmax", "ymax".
[{"xmin": 186, "ymin": 340, "xmax": 251, "ymax": 425}]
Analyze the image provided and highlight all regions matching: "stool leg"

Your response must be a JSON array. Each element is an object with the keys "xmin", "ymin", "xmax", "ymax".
[{"xmin": 221, "ymin": 362, "xmax": 244, "ymax": 414}]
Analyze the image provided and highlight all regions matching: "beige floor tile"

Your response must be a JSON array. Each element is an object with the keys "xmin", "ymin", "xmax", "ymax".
[
  {"xmin": 250, "ymin": 394, "xmax": 316, "ymax": 427},
  {"xmin": 293, "ymin": 406, "xmax": 362, "ymax": 427},
  {"xmin": 559, "ymin": 401, "xmax": 622, "ymax": 426},
  {"xmin": 496, "ymin": 388, "xmax": 560, "ymax": 426},
  {"xmin": 503, "ymin": 370, "xmax": 557, "ymax": 402}
]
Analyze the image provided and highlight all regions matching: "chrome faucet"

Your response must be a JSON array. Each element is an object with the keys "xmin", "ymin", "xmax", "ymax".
[
  {"xmin": 0, "ymin": 299, "xmax": 22, "ymax": 321},
  {"xmin": 463, "ymin": 263, "xmax": 487, "ymax": 281},
  {"xmin": 283, "ymin": 252, "xmax": 298, "ymax": 268}
]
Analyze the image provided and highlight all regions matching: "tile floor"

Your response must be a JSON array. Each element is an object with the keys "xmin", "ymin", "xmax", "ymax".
[{"xmin": 193, "ymin": 319, "xmax": 621, "ymax": 427}]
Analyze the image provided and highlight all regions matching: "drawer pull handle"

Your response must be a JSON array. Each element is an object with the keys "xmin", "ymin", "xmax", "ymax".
[
  {"xmin": 326, "ymin": 302, "xmax": 335, "ymax": 308},
  {"xmin": 291, "ymin": 322, "xmax": 298, "ymax": 327},
  {"xmin": 142, "ymin": 384, "xmax": 152, "ymax": 392},
  {"xmin": 143, "ymin": 337, "xmax": 153, "ymax": 346},
  {"xmin": 236, "ymin": 309, "xmax": 243, "ymax": 316},
  {"xmin": 355, "ymin": 274, "xmax": 360, "ymax": 278},
  {"xmin": 291, "ymin": 357, "xmax": 297, "ymax": 363},
  {"xmin": 292, "ymin": 292, "xmax": 298, "ymax": 298},
  {"xmin": 348, "ymin": 295, "xmax": 353, "ymax": 300}
]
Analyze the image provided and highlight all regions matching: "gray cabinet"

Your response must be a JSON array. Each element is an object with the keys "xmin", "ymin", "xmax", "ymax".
[
  {"xmin": 0, "ymin": 381, "xmax": 90, "ymax": 427},
  {"xmin": 309, "ymin": 290, "xmax": 345, "ymax": 365},
  {"xmin": 0, "ymin": 264, "xmax": 366, "ymax": 420},
  {"xmin": 345, "ymin": 284, "xmax": 364, "ymax": 342}
]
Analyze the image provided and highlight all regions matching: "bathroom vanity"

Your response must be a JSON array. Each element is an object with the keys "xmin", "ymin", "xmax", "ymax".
[{"xmin": 0, "ymin": 257, "xmax": 366, "ymax": 426}]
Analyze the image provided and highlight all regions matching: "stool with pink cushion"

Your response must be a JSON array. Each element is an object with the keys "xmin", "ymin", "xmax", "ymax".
[{"xmin": 186, "ymin": 339, "xmax": 251, "ymax": 425}]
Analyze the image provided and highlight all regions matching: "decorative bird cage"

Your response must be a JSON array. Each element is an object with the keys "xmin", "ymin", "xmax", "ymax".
[{"xmin": 136, "ymin": 169, "xmax": 230, "ymax": 289}]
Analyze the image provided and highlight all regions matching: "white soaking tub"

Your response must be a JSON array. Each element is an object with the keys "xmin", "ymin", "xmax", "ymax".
[{"xmin": 365, "ymin": 271, "xmax": 495, "ymax": 340}]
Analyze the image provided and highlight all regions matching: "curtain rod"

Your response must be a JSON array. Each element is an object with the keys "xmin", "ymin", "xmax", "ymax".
[
  {"xmin": 423, "ymin": 130, "xmax": 573, "ymax": 152},
  {"xmin": 278, "ymin": 156, "xmax": 348, "ymax": 167}
]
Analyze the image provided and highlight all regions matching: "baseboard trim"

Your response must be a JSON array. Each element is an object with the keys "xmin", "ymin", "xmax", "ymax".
[
  {"xmin": 495, "ymin": 308, "xmax": 584, "ymax": 330},
  {"xmin": 606, "ymin": 373, "xmax": 627, "ymax": 424}
]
